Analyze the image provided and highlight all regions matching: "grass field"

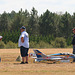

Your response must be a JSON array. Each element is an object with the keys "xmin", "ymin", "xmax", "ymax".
[{"xmin": 0, "ymin": 48, "xmax": 75, "ymax": 75}]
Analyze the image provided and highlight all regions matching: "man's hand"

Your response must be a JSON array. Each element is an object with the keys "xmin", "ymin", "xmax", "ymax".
[
  {"xmin": 0, "ymin": 38, "xmax": 2, "ymax": 41},
  {"xmin": 21, "ymin": 37, "xmax": 24, "ymax": 43}
]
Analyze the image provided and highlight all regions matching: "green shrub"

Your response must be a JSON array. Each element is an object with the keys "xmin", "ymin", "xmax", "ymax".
[
  {"xmin": 51, "ymin": 37, "xmax": 67, "ymax": 48},
  {"xmin": 6, "ymin": 41, "xmax": 17, "ymax": 48},
  {"xmin": 0, "ymin": 41, "xmax": 6, "ymax": 48},
  {"xmin": 30, "ymin": 41, "xmax": 50, "ymax": 48},
  {"xmin": 67, "ymin": 45, "xmax": 72, "ymax": 48},
  {"xmin": 30, "ymin": 41, "xmax": 37, "ymax": 48},
  {"xmin": 38, "ymin": 41, "xmax": 50, "ymax": 48}
]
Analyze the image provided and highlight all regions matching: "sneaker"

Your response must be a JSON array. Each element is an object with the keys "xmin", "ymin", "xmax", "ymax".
[
  {"xmin": 20, "ymin": 62, "xmax": 25, "ymax": 64},
  {"xmin": 25, "ymin": 62, "xmax": 28, "ymax": 64}
]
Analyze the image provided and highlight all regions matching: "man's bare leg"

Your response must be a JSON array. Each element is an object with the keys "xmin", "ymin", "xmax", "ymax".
[
  {"xmin": 25, "ymin": 56, "xmax": 28, "ymax": 63},
  {"xmin": 22, "ymin": 57, "xmax": 25, "ymax": 62}
]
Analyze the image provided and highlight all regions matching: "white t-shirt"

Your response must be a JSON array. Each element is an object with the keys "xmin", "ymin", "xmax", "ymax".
[{"xmin": 18, "ymin": 31, "xmax": 29, "ymax": 48}]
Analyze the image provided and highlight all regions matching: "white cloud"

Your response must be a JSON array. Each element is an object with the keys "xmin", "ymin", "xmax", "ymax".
[{"xmin": 0, "ymin": 0, "xmax": 75, "ymax": 15}]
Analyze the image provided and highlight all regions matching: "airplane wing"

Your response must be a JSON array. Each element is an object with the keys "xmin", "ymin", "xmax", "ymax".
[
  {"xmin": 31, "ymin": 57, "xmax": 63, "ymax": 60},
  {"xmin": 31, "ymin": 57, "xmax": 37, "ymax": 59},
  {"xmin": 48, "ymin": 58, "xmax": 62, "ymax": 60}
]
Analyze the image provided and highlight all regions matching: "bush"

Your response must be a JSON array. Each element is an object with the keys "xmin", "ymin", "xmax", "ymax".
[
  {"xmin": 38, "ymin": 41, "xmax": 50, "ymax": 48},
  {"xmin": 30, "ymin": 41, "xmax": 50, "ymax": 48},
  {"xmin": 67, "ymin": 45, "xmax": 72, "ymax": 48},
  {"xmin": 29, "ymin": 41, "xmax": 37, "ymax": 48},
  {"xmin": 0, "ymin": 41, "xmax": 6, "ymax": 48},
  {"xmin": 6, "ymin": 41, "xmax": 17, "ymax": 48},
  {"xmin": 51, "ymin": 37, "xmax": 67, "ymax": 48}
]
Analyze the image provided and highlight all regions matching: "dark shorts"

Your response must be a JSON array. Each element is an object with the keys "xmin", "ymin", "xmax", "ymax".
[{"xmin": 20, "ymin": 46, "xmax": 29, "ymax": 57}]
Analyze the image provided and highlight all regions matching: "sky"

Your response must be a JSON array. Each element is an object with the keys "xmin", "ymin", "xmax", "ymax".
[{"xmin": 0, "ymin": 0, "xmax": 75, "ymax": 15}]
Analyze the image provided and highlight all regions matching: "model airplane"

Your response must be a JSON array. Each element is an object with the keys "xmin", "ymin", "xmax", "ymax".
[{"xmin": 30, "ymin": 50, "xmax": 75, "ymax": 63}]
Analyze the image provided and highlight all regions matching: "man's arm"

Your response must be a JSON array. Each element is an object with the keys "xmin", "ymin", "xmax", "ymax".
[
  {"xmin": 0, "ymin": 38, "xmax": 2, "ymax": 41},
  {"xmin": 21, "ymin": 37, "xmax": 24, "ymax": 43}
]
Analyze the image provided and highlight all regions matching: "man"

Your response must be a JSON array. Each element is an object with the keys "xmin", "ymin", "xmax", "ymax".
[
  {"xmin": 72, "ymin": 27, "xmax": 75, "ymax": 62},
  {"xmin": 18, "ymin": 26, "xmax": 29, "ymax": 64}
]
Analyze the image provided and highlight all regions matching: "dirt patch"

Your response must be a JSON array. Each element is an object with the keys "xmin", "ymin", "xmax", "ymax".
[{"xmin": 0, "ymin": 48, "xmax": 74, "ymax": 75}]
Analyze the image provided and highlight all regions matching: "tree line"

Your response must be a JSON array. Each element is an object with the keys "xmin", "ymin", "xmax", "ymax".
[{"xmin": 0, "ymin": 7, "xmax": 75, "ymax": 48}]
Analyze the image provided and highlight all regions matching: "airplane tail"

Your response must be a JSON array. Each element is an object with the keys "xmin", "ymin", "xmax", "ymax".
[{"xmin": 33, "ymin": 50, "xmax": 47, "ymax": 58}]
